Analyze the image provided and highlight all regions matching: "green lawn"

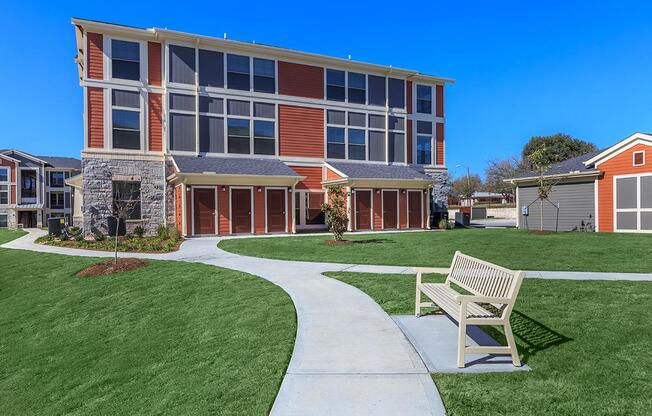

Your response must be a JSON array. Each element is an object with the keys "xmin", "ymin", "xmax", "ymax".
[
  {"xmin": 326, "ymin": 271, "xmax": 652, "ymax": 416},
  {"xmin": 0, "ymin": 230, "xmax": 295, "ymax": 415},
  {"xmin": 219, "ymin": 228, "xmax": 652, "ymax": 272}
]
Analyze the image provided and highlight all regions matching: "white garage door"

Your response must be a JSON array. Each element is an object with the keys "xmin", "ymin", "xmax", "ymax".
[{"xmin": 615, "ymin": 174, "xmax": 652, "ymax": 232}]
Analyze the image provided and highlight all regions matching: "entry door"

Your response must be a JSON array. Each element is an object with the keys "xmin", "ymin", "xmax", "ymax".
[
  {"xmin": 193, "ymin": 188, "xmax": 216, "ymax": 235},
  {"xmin": 383, "ymin": 191, "xmax": 398, "ymax": 229},
  {"xmin": 408, "ymin": 191, "xmax": 423, "ymax": 228},
  {"xmin": 355, "ymin": 190, "xmax": 372, "ymax": 230},
  {"xmin": 231, "ymin": 188, "xmax": 252, "ymax": 234},
  {"xmin": 267, "ymin": 189, "xmax": 286, "ymax": 233}
]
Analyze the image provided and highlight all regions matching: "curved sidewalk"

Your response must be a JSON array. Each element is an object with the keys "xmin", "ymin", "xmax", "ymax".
[{"xmin": 2, "ymin": 230, "xmax": 446, "ymax": 416}]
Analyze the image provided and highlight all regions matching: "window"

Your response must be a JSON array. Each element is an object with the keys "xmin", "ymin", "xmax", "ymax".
[
  {"xmin": 615, "ymin": 175, "xmax": 652, "ymax": 232},
  {"xmin": 0, "ymin": 185, "xmax": 7, "ymax": 205},
  {"xmin": 0, "ymin": 167, "xmax": 7, "ymax": 182},
  {"xmin": 50, "ymin": 172, "xmax": 64, "ymax": 188},
  {"xmin": 388, "ymin": 78, "xmax": 405, "ymax": 109},
  {"xmin": 306, "ymin": 192, "xmax": 325, "ymax": 225},
  {"xmin": 253, "ymin": 58, "xmax": 275, "ymax": 93},
  {"xmin": 111, "ymin": 39, "xmax": 140, "ymax": 81},
  {"xmin": 169, "ymin": 45, "xmax": 196, "ymax": 85},
  {"xmin": 50, "ymin": 192, "xmax": 64, "ymax": 209},
  {"xmin": 169, "ymin": 93, "xmax": 196, "ymax": 152},
  {"xmin": 227, "ymin": 118, "xmax": 251, "ymax": 154},
  {"xmin": 348, "ymin": 129, "xmax": 366, "ymax": 160},
  {"xmin": 634, "ymin": 151, "xmax": 645, "ymax": 166},
  {"xmin": 113, "ymin": 181, "xmax": 141, "ymax": 220},
  {"xmin": 327, "ymin": 127, "xmax": 345, "ymax": 159},
  {"xmin": 199, "ymin": 49, "xmax": 224, "ymax": 87},
  {"xmin": 227, "ymin": 54, "xmax": 250, "ymax": 91},
  {"xmin": 368, "ymin": 75, "xmax": 386, "ymax": 106},
  {"xmin": 254, "ymin": 120, "xmax": 275, "ymax": 155},
  {"xmin": 0, "ymin": 214, "xmax": 6, "ymax": 227},
  {"xmin": 417, "ymin": 136, "xmax": 432, "ymax": 165},
  {"xmin": 348, "ymin": 72, "xmax": 366, "ymax": 104},
  {"xmin": 21, "ymin": 170, "xmax": 36, "ymax": 198},
  {"xmin": 112, "ymin": 90, "xmax": 141, "ymax": 150},
  {"xmin": 326, "ymin": 69, "xmax": 345, "ymax": 101},
  {"xmin": 199, "ymin": 96, "xmax": 224, "ymax": 153},
  {"xmin": 416, "ymin": 85, "xmax": 432, "ymax": 114}
]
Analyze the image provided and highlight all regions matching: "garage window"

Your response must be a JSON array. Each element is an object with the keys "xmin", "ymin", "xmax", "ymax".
[{"xmin": 615, "ymin": 174, "xmax": 652, "ymax": 232}]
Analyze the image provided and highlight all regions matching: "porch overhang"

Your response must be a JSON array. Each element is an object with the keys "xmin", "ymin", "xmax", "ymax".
[
  {"xmin": 168, "ymin": 172, "xmax": 304, "ymax": 187},
  {"xmin": 322, "ymin": 177, "xmax": 432, "ymax": 189}
]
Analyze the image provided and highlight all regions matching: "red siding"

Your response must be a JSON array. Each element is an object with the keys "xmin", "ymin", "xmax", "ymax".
[
  {"xmin": 254, "ymin": 187, "xmax": 266, "ymax": 234},
  {"xmin": 87, "ymin": 87, "xmax": 104, "ymax": 148},
  {"xmin": 373, "ymin": 189, "xmax": 382, "ymax": 229},
  {"xmin": 279, "ymin": 105, "xmax": 324, "ymax": 158},
  {"xmin": 87, "ymin": 32, "xmax": 103, "ymax": 79},
  {"xmin": 407, "ymin": 120, "xmax": 413, "ymax": 164},
  {"xmin": 278, "ymin": 61, "xmax": 324, "ymax": 99},
  {"xmin": 407, "ymin": 81, "xmax": 413, "ymax": 114},
  {"xmin": 148, "ymin": 42, "xmax": 162, "ymax": 86},
  {"xmin": 218, "ymin": 186, "xmax": 230, "ymax": 234},
  {"xmin": 436, "ymin": 85, "xmax": 444, "ymax": 117},
  {"xmin": 326, "ymin": 166, "xmax": 342, "ymax": 181},
  {"xmin": 436, "ymin": 122, "xmax": 445, "ymax": 165},
  {"xmin": 290, "ymin": 166, "xmax": 323, "ymax": 190},
  {"xmin": 399, "ymin": 191, "xmax": 408, "ymax": 229},
  {"xmin": 148, "ymin": 93, "xmax": 163, "ymax": 152},
  {"xmin": 597, "ymin": 143, "xmax": 652, "ymax": 232}
]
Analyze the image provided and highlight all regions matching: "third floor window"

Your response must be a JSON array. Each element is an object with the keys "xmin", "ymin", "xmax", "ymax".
[
  {"xmin": 49, "ymin": 172, "xmax": 64, "ymax": 188},
  {"xmin": 111, "ymin": 40, "xmax": 140, "ymax": 81},
  {"xmin": 227, "ymin": 54, "xmax": 250, "ymax": 91},
  {"xmin": 416, "ymin": 85, "xmax": 432, "ymax": 114}
]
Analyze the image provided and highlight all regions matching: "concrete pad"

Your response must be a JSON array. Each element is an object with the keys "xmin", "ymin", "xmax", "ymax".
[
  {"xmin": 392, "ymin": 314, "xmax": 531, "ymax": 373},
  {"xmin": 272, "ymin": 373, "xmax": 445, "ymax": 416}
]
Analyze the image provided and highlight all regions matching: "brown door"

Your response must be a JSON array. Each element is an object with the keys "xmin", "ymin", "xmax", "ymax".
[
  {"xmin": 231, "ymin": 188, "xmax": 252, "ymax": 233},
  {"xmin": 383, "ymin": 191, "xmax": 398, "ymax": 229},
  {"xmin": 193, "ymin": 188, "xmax": 216, "ymax": 235},
  {"xmin": 408, "ymin": 191, "xmax": 423, "ymax": 228},
  {"xmin": 266, "ymin": 189, "xmax": 286, "ymax": 233},
  {"xmin": 355, "ymin": 190, "xmax": 372, "ymax": 230}
]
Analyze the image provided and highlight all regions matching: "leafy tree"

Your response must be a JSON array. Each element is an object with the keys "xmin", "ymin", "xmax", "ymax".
[
  {"xmin": 522, "ymin": 133, "xmax": 597, "ymax": 167},
  {"xmin": 321, "ymin": 185, "xmax": 349, "ymax": 241},
  {"xmin": 485, "ymin": 157, "xmax": 523, "ymax": 200},
  {"xmin": 527, "ymin": 147, "xmax": 561, "ymax": 231}
]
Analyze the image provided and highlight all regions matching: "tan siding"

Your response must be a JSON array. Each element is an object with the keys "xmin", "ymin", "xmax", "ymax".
[{"xmin": 279, "ymin": 105, "xmax": 324, "ymax": 158}]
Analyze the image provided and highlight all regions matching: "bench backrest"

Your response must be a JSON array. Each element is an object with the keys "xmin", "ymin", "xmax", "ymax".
[{"xmin": 448, "ymin": 251, "xmax": 524, "ymax": 309}]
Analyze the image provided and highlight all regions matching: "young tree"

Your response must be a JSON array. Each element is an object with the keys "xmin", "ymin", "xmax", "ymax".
[
  {"xmin": 99, "ymin": 180, "xmax": 141, "ymax": 265},
  {"xmin": 522, "ymin": 133, "xmax": 597, "ymax": 168},
  {"xmin": 527, "ymin": 147, "xmax": 560, "ymax": 231},
  {"xmin": 321, "ymin": 185, "xmax": 349, "ymax": 242}
]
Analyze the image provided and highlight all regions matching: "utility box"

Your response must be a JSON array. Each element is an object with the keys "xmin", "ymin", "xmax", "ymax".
[
  {"xmin": 48, "ymin": 217, "xmax": 65, "ymax": 236},
  {"xmin": 455, "ymin": 211, "xmax": 470, "ymax": 227}
]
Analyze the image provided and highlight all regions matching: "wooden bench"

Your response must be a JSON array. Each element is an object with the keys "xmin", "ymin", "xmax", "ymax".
[{"xmin": 415, "ymin": 251, "xmax": 525, "ymax": 368}]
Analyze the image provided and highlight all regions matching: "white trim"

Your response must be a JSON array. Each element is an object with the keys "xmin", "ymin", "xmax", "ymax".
[
  {"xmin": 229, "ymin": 186, "xmax": 254, "ymax": 234},
  {"xmin": 584, "ymin": 133, "xmax": 652, "ymax": 166},
  {"xmin": 594, "ymin": 179, "xmax": 599, "ymax": 232},
  {"xmin": 613, "ymin": 173, "xmax": 652, "ymax": 233}
]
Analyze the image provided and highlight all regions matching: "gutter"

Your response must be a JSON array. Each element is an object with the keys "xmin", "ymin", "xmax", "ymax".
[{"xmin": 504, "ymin": 170, "xmax": 601, "ymax": 185}]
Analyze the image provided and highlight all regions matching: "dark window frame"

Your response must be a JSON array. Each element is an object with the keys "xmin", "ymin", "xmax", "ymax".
[
  {"xmin": 112, "ymin": 180, "xmax": 142, "ymax": 221},
  {"xmin": 111, "ymin": 39, "xmax": 140, "ymax": 81},
  {"xmin": 326, "ymin": 69, "xmax": 346, "ymax": 102}
]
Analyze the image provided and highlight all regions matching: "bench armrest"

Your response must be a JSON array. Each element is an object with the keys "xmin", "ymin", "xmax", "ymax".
[{"xmin": 455, "ymin": 294, "xmax": 512, "ymax": 305}]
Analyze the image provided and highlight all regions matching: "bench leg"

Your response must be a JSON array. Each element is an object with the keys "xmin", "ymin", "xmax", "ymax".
[
  {"xmin": 457, "ymin": 303, "xmax": 467, "ymax": 368},
  {"xmin": 415, "ymin": 272, "xmax": 422, "ymax": 317},
  {"xmin": 504, "ymin": 321, "xmax": 521, "ymax": 367}
]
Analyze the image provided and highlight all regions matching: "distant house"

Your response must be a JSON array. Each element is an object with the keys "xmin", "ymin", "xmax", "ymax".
[
  {"xmin": 0, "ymin": 150, "xmax": 81, "ymax": 229},
  {"xmin": 459, "ymin": 191, "xmax": 513, "ymax": 207},
  {"xmin": 507, "ymin": 132, "xmax": 652, "ymax": 233}
]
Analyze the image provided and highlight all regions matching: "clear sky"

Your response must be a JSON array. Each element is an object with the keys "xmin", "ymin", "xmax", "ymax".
[{"xmin": 1, "ymin": 1, "xmax": 650, "ymax": 178}]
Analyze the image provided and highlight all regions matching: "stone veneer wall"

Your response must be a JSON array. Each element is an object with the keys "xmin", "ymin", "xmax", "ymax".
[
  {"xmin": 82, "ymin": 156, "xmax": 166, "ymax": 237},
  {"xmin": 425, "ymin": 169, "xmax": 450, "ymax": 227},
  {"xmin": 0, "ymin": 208, "xmax": 18, "ymax": 229},
  {"xmin": 164, "ymin": 159, "xmax": 177, "ymax": 226}
]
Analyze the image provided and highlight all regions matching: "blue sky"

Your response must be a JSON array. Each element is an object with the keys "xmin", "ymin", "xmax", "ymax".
[{"xmin": 1, "ymin": 1, "xmax": 651, "ymax": 178}]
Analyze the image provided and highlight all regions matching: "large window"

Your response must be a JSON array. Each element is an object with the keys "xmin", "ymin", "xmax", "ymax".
[
  {"xmin": 169, "ymin": 45, "xmax": 196, "ymax": 85},
  {"xmin": 327, "ymin": 127, "xmax": 345, "ymax": 159},
  {"xmin": 169, "ymin": 93, "xmax": 196, "ymax": 152},
  {"xmin": 368, "ymin": 75, "xmax": 386, "ymax": 106},
  {"xmin": 615, "ymin": 175, "xmax": 652, "ymax": 232},
  {"xmin": 254, "ymin": 120, "xmax": 275, "ymax": 155},
  {"xmin": 49, "ymin": 172, "xmax": 64, "ymax": 188},
  {"xmin": 227, "ymin": 54, "xmax": 250, "ymax": 91},
  {"xmin": 0, "ymin": 214, "xmax": 7, "ymax": 227},
  {"xmin": 0, "ymin": 185, "xmax": 7, "ymax": 205},
  {"xmin": 416, "ymin": 121, "xmax": 433, "ymax": 165},
  {"xmin": 21, "ymin": 171, "xmax": 36, "ymax": 198},
  {"xmin": 253, "ymin": 58, "xmax": 275, "ymax": 93},
  {"xmin": 388, "ymin": 78, "xmax": 405, "ymax": 109},
  {"xmin": 199, "ymin": 49, "xmax": 224, "ymax": 87},
  {"xmin": 111, "ymin": 39, "xmax": 140, "ymax": 81},
  {"xmin": 227, "ymin": 119, "xmax": 250, "ymax": 154},
  {"xmin": 347, "ymin": 72, "xmax": 366, "ymax": 104},
  {"xmin": 416, "ymin": 85, "xmax": 432, "ymax": 114},
  {"xmin": 326, "ymin": 69, "xmax": 345, "ymax": 101},
  {"xmin": 113, "ymin": 181, "xmax": 141, "ymax": 220},
  {"xmin": 199, "ymin": 96, "xmax": 224, "ymax": 153},
  {"xmin": 0, "ymin": 167, "xmax": 7, "ymax": 182},
  {"xmin": 50, "ymin": 192, "xmax": 64, "ymax": 209},
  {"xmin": 327, "ymin": 110, "xmax": 371, "ymax": 161},
  {"xmin": 112, "ymin": 90, "xmax": 141, "ymax": 150}
]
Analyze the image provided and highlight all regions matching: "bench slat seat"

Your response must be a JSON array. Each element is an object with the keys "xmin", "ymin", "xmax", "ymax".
[{"xmin": 414, "ymin": 251, "xmax": 525, "ymax": 368}]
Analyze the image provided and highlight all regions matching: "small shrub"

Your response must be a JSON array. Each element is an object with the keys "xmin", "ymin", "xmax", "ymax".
[
  {"xmin": 438, "ymin": 219, "xmax": 451, "ymax": 230},
  {"xmin": 94, "ymin": 231, "xmax": 106, "ymax": 242},
  {"xmin": 74, "ymin": 233, "xmax": 84, "ymax": 242},
  {"xmin": 68, "ymin": 226, "xmax": 81, "ymax": 236},
  {"xmin": 133, "ymin": 225, "xmax": 146, "ymax": 238},
  {"xmin": 156, "ymin": 224, "xmax": 169, "ymax": 239},
  {"xmin": 168, "ymin": 227, "xmax": 181, "ymax": 242},
  {"xmin": 60, "ymin": 233, "xmax": 70, "ymax": 241}
]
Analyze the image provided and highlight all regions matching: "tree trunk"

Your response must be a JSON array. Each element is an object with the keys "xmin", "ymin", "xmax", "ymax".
[
  {"xmin": 114, "ymin": 218, "xmax": 119, "ymax": 266},
  {"xmin": 539, "ymin": 198, "xmax": 544, "ymax": 232}
]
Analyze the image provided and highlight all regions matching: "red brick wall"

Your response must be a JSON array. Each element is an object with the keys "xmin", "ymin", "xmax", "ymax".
[
  {"xmin": 218, "ymin": 186, "xmax": 230, "ymax": 235},
  {"xmin": 436, "ymin": 85, "xmax": 444, "ymax": 117},
  {"xmin": 87, "ymin": 32, "xmax": 103, "ymax": 79},
  {"xmin": 254, "ymin": 187, "xmax": 265, "ymax": 234},
  {"xmin": 278, "ymin": 61, "xmax": 324, "ymax": 99},
  {"xmin": 148, "ymin": 93, "xmax": 163, "ymax": 152},
  {"xmin": 279, "ymin": 105, "xmax": 325, "ymax": 158},
  {"xmin": 436, "ymin": 122, "xmax": 445, "ymax": 165},
  {"xmin": 290, "ymin": 166, "xmax": 323, "ymax": 190},
  {"xmin": 148, "ymin": 42, "xmax": 162, "ymax": 86},
  {"xmin": 87, "ymin": 87, "xmax": 104, "ymax": 148}
]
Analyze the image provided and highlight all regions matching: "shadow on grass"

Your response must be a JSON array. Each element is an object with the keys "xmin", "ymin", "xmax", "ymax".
[{"xmin": 351, "ymin": 238, "xmax": 394, "ymax": 245}]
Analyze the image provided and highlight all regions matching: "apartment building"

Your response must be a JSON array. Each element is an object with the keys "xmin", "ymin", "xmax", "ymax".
[
  {"xmin": 71, "ymin": 18, "xmax": 454, "ymax": 236},
  {"xmin": 0, "ymin": 150, "xmax": 81, "ymax": 229}
]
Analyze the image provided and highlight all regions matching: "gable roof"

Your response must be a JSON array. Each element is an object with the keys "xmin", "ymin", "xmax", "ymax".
[
  {"xmin": 511, "ymin": 149, "xmax": 603, "ymax": 181},
  {"xmin": 1, "ymin": 149, "xmax": 46, "ymax": 164},
  {"xmin": 326, "ymin": 161, "xmax": 430, "ymax": 181},
  {"xmin": 583, "ymin": 132, "xmax": 652, "ymax": 166},
  {"xmin": 35, "ymin": 156, "xmax": 82, "ymax": 170},
  {"xmin": 171, "ymin": 155, "xmax": 301, "ymax": 177}
]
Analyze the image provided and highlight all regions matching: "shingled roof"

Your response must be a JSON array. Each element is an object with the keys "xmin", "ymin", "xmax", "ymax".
[
  {"xmin": 511, "ymin": 150, "xmax": 602, "ymax": 180},
  {"xmin": 171, "ymin": 155, "xmax": 301, "ymax": 177},
  {"xmin": 327, "ymin": 161, "xmax": 430, "ymax": 181},
  {"xmin": 36, "ymin": 156, "xmax": 82, "ymax": 170}
]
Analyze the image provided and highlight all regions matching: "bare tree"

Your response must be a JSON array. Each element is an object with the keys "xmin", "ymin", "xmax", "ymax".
[
  {"xmin": 485, "ymin": 157, "xmax": 522, "ymax": 202},
  {"xmin": 97, "ymin": 179, "xmax": 140, "ymax": 265},
  {"xmin": 527, "ymin": 147, "xmax": 561, "ymax": 231}
]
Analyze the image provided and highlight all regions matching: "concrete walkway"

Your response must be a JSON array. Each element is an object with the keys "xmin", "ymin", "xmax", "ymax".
[{"xmin": 3, "ymin": 230, "xmax": 446, "ymax": 415}]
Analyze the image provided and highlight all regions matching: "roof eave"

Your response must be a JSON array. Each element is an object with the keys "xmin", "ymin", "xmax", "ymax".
[{"xmin": 505, "ymin": 170, "xmax": 601, "ymax": 184}]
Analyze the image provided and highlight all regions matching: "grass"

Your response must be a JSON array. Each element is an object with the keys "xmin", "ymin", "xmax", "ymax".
[
  {"xmin": 219, "ymin": 228, "xmax": 652, "ymax": 272},
  {"xmin": 0, "ymin": 230, "xmax": 296, "ymax": 415},
  {"xmin": 326, "ymin": 271, "xmax": 652, "ymax": 415}
]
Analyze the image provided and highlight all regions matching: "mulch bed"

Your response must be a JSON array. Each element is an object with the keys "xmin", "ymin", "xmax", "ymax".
[
  {"xmin": 324, "ymin": 240, "xmax": 352, "ymax": 246},
  {"xmin": 76, "ymin": 258, "xmax": 150, "ymax": 277}
]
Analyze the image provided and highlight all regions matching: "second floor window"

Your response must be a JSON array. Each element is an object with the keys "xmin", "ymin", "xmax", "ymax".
[
  {"xmin": 227, "ymin": 118, "xmax": 250, "ymax": 154},
  {"xmin": 50, "ymin": 172, "xmax": 64, "ymax": 187},
  {"xmin": 347, "ymin": 72, "xmax": 366, "ymax": 104},
  {"xmin": 417, "ymin": 136, "xmax": 432, "ymax": 165},
  {"xmin": 50, "ymin": 192, "xmax": 64, "ymax": 209},
  {"xmin": 111, "ymin": 40, "xmax": 140, "ymax": 81},
  {"xmin": 253, "ymin": 58, "xmax": 275, "ymax": 93},
  {"xmin": 416, "ymin": 85, "xmax": 432, "ymax": 114},
  {"xmin": 112, "ymin": 90, "xmax": 141, "ymax": 150},
  {"xmin": 227, "ymin": 54, "xmax": 250, "ymax": 91},
  {"xmin": 327, "ymin": 127, "xmax": 345, "ymax": 159},
  {"xmin": 0, "ymin": 186, "xmax": 7, "ymax": 205},
  {"xmin": 21, "ymin": 171, "xmax": 36, "ymax": 198},
  {"xmin": 326, "ymin": 69, "xmax": 345, "ymax": 101},
  {"xmin": 0, "ymin": 167, "xmax": 7, "ymax": 182}
]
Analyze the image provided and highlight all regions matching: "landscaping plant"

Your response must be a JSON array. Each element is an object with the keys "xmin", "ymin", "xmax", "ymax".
[{"xmin": 321, "ymin": 185, "xmax": 349, "ymax": 242}]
